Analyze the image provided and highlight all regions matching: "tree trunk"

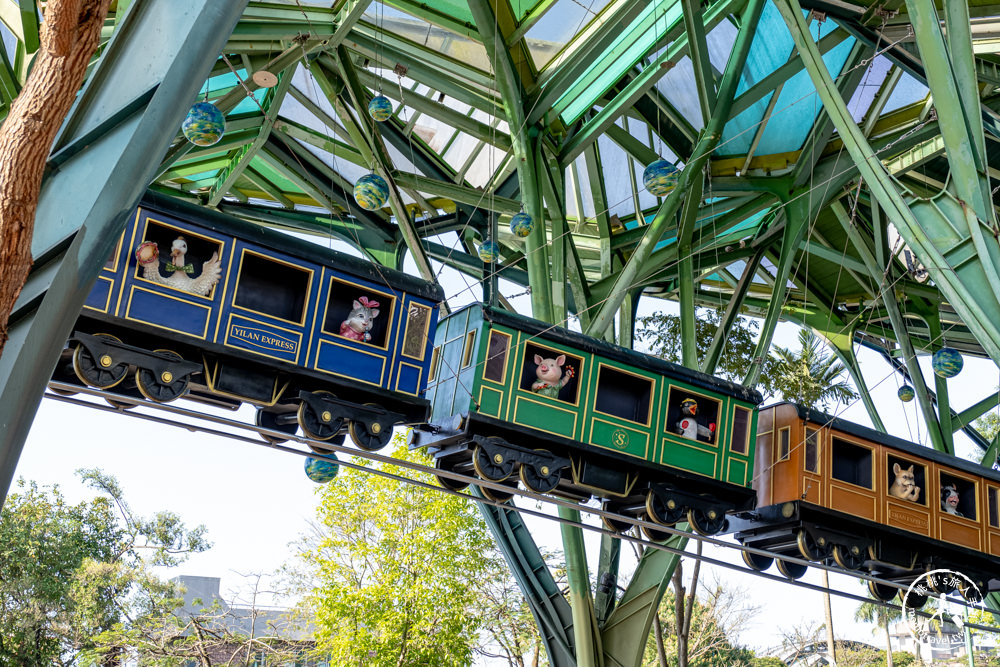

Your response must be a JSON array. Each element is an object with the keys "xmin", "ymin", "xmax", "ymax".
[
  {"xmin": 673, "ymin": 563, "xmax": 687, "ymax": 667},
  {"xmin": 883, "ymin": 617, "xmax": 894, "ymax": 667},
  {"xmin": 0, "ymin": 0, "xmax": 111, "ymax": 357},
  {"xmin": 652, "ymin": 614, "xmax": 669, "ymax": 667},
  {"xmin": 822, "ymin": 570, "xmax": 837, "ymax": 664}
]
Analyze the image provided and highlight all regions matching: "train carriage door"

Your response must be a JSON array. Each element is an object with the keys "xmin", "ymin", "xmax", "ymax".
[
  {"xmin": 829, "ymin": 436, "xmax": 876, "ymax": 522},
  {"xmin": 988, "ymin": 485, "xmax": 1000, "ymax": 557},
  {"xmin": 800, "ymin": 426, "xmax": 822, "ymax": 505}
]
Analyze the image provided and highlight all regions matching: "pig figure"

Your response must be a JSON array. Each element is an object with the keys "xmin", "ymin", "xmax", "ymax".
[{"xmin": 531, "ymin": 354, "xmax": 574, "ymax": 400}]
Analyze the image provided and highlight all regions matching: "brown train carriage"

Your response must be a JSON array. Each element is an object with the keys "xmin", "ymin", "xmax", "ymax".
[{"xmin": 735, "ymin": 403, "xmax": 1000, "ymax": 599}]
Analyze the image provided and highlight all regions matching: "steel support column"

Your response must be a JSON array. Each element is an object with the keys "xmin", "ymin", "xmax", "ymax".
[{"xmin": 0, "ymin": 0, "xmax": 249, "ymax": 505}]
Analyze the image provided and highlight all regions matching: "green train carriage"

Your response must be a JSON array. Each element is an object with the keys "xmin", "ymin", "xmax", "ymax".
[{"xmin": 409, "ymin": 305, "xmax": 763, "ymax": 536}]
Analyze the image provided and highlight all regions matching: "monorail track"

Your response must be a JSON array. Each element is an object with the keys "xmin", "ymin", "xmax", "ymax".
[{"xmin": 40, "ymin": 380, "xmax": 1000, "ymax": 631}]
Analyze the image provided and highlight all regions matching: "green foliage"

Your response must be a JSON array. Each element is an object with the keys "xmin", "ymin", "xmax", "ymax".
[
  {"xmin": 297, "ymin": 437, "xmax": 527, "ymax": 667},
  {"xmin": 636, "ymin": 308, "xmax": 776, "ymax": 392},
  {"xmin": 974, "ymin": 412, "xmax": 1000, "ymax": 442},
  {"xmin": 750, "ymin": 658, "xmax": 786, "ymax": 667},
  {"xmin": 0, "ymin": 470, "xmax": 209, "ymax": 666},
  {"xmin": 769, "ymin": 329, "xmax": 858, "ymax": 410}
]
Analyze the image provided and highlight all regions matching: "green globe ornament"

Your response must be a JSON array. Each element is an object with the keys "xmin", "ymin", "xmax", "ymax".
[
  {"xmin": 509, "ymin": 212, "xmax": 535, "ymax": 238},
  {"xmin": 368, "ymin": 95, "xmax": 393, "ymax": 122},
  {"xmin": 931, "ymin": 347, "xmax": 963, "ymax": 378},
  {"xmin": 897, "ymin": 385, "xmax": 915, "ymax": 402},
  {"xmin": 478, "ymin": 239, "xmax": 500, "ymax": 263},
  {"xmin": 182, "ymin": 101, "xmax": 226, "ymax": 147},
  {"xmin": 643, "ymin": 159, "xmax": 680, "ymax": 196},
  {"xmin": 354, "ymin": 173, "xmax": 389, "ymax": 210},
  {"xmin": 304, "ymin": 456, "xmax": 339, "ymax": 483}
]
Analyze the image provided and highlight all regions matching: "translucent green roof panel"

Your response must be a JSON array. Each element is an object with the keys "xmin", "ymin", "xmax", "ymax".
[{"xmin": 555, "ymin": 0, "xmax": 683, "ymax": 123}]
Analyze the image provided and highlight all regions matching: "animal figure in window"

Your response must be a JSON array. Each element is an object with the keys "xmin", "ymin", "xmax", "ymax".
[
  {"xmin": 339, "ymin": 296, "xmax": 380, "ymax": 343},
  {"xmin": 888, "ymin": 463, "xmax": 921, "ymax": 502},
  {"xmin": 135, "ymin": 236, "xmax": 222, "ymax": 296},
  {"xmin": 676, "ymin": 398, "xmax": 715, "ymax": 442},
  {"xmin": 531, "ymin": 354, "xmax": 574, "ymax": 400},
  {"xmin": 941, "ymin": 484, "xmax": 963, "ymax": 517}
]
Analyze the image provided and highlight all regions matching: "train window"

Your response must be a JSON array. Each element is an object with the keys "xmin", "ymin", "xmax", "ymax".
[
  {"xmin": 518, "ymin": 342, "xmax": 581, "ymax": 404},
  {"xmin": 989, "ymin": 487, "xmax": 998, "ymax": 528},
  {"xmin": 804, "ymin": 428, "xmax": 819, "ymax": 473},
  {"xmin": 757, "ymin": 432, "xmax": 773, "ymax": 464},
  {"xmin": 428, "ymin": 347, "xmax": 441, "ymax": 382},
  {"xmin": 483, "ymin": 331, "xmax": 510, "ymax": 383},
  {"xmin": 401, "ymin": 303, "xmax": 432, "ymax": 360},
  {"xmin": 666, "ymin": 388, "xmax": 721, "ymax": 444},
  {"xmin": 777, "ymin": 427, "xmax": 790, "ymax": 461},
  {"xmin": 831, "ymin": 438, "xmax": 872, "ymax": 489},
  {"xmin": 939, "ymin": 472, "xmax": 976, "ymax": 520},
  {"xmin": 323, "ymin": 277, "xmax": 394, "ymax": 348},
  {"xmin": 234, "ymin": 252, "xmax": 310, "ymax": 323},
  {"xmin": 885, "ymin": 455, "xmax": 926, "ymax": 505},
  {"xmin": 730, "ymin": 406, "xmax": 751, "ymax": 454},
  {"xmin": 595, "ymin": 365, "xmax": 652, "ymax": 425},
  {"xmin": 461, "ymin": 331, "xmax": 477, "ymax": 368},
  {"xmin": 135, "ymin": 220, "xmax": 223, "ymax": 296}
]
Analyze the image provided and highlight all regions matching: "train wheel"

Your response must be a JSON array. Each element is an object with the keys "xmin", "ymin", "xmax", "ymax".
[
  {"xmin": 928, "ymin": 571, "xmax": 956, "ymax": 595},
  {"xmin": 255, "ymin": 409, "xmax": 297, "ymax": 443},
  {"xmin": 72, "ymin": 333, "xmax": 129, "ymax": 389},
  {"xmin": 776, "ymin": 558, "xmax": 808, "ymax": 580},
  {"xmin": 832, "ymin": 544, "xmax": 865, "ymax": 571},
  {"xmin": 867, "ymin": 580, "xmax": 897, "ymax": 602},
  {"xmin": 686, "ymin": 507, "xmax": 727, "ymax": 536},
  {"xmin": 901, "ymin": 591, "xmax": 927, "ymax": 609},
  {"xmin": 959, "ymin": 580, "xmax": 985, "ymax": 604},
  {"xmin": 641, "ymin": 517, "xmax": 672, "ymax": 543},
  {"xmin": 306, "ymin": 432, "xmax": 346, "ymax": 455},
  {"xmin": 741, "ymin": 549, "xmax": 773, "ymax": 572},
  {"xmin": 646, "ymin": 490, "xmax": 684, "ymax": 526},
  {"xmin": 348, "ymin": 404, "xmax": 393, "ymax": 451},
  {"xmin": 297, "ymin": 391, "xmax": 344, "ymax": 441},
  {"xmin": 434, "ymin": 461, "xmax": 470, "ymax": 492},
  {"xmin": 601, "ymin": 503, "xmax": 634, "ymax": 533},
  {"xmin": 136, "ymin": 350, "xmax": 189, "ymax": 403},
  {"xmin": 480, "ymin": 483, "xmax": 515, "ymax": 503},
  {"xmin": 472, "ymin": 444, "xmax": 514, "ymax": 482},
  {"xmin": 796, "ymin": 530, "xmax": 829, "ymax": 562},
  {"xmin": 519, "ymin": 452, "xmax": 561, "ymax": 493}
]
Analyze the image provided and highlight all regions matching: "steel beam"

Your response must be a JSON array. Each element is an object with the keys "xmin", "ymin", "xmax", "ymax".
[{"xmin": 0, "ymin": 0, "xmax": 248, "ymax": 505}]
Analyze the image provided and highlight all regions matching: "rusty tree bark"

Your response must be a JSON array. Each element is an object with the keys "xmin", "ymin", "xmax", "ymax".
[{"xmin": 0, "ymin": 0, "xmax": 111, "ymax": 356}]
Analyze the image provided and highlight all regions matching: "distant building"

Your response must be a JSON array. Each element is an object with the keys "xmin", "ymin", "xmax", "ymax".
[
  {"xmin": 174, "ymin": 575, "xmax": 325, "ymax": 667},
  {"xmin": 890, "ymin": 619, "xmax": 999, "ymax": 663}
]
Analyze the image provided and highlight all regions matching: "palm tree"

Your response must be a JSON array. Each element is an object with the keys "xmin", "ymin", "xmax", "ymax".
[
  {"xmin": 855, "ymin": 595, "xmax": 903, "ymax": 667},
  {"xmin": 770, "ymin": 329, "xmax": 858, "ymax": 410}
]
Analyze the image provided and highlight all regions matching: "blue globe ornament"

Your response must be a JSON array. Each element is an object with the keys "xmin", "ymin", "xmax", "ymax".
[
  {"xmin": 643, "ymin": 159, "xmax": 680, "ymax": 196},
  {"xmin": 478, "ymin": 239, "xmax": 500, "ymax": 263},
  {"xmin": 932, "ymin": 347, "xmax": 963, "ymax": 378},
  {"xmin": 182, "ymin": 101, "xmax": 225, "ymax": 147},
  {"xmin": 304, "ymin": 456, "xmax": 339, "ymax": 484},
  {"xmin": 897, "ymin": 385, "xmax": 915, "ymax": 402},
  {"xmin": 368, "ymin": 95, "xmax": 393, "ymax": 122},
  {"xmin": 354, "ymin": 173, "xmax": 389, "ymax": 210},
  {"xmin": 509, "ymin": 212, "xmax": 535, "ymax": 238}
]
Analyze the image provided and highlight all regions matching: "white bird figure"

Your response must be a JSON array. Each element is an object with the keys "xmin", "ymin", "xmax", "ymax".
[{"xmin": 134, "ymin": 236, "xmax": 222, "ymax": 296}]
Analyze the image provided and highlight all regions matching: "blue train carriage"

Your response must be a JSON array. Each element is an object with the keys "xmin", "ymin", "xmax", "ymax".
[
  {"xmin": 408, "ymin": 305, "xmax": 763, "ymax": 536},
  {"xmin": 60, "ymin": 193, "xmax": 444, "ymax": 451}
]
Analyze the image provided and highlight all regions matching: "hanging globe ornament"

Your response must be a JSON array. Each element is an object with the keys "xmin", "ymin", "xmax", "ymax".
[
  {"xmin": 304, "ymin": 456, "xmax": 339, "ymax": 483},
  {"xmin": 509, "ymin": 211, "xmax": 535, "ymax": 238},
  {"xmin": 368, "ymin": 95, "xmax": 393, "ymax": 122},
  {"xmin": 643, "ymin": 158, "xmax": 680, "ymax": 196},
  {"xmin": 897, "ymin": 385, "xmax": 915, "ymax": 402},
  {"xmin": 478, "ymin": 239, "xmax": 500, "ymax": 263},
  {"xmin": 354, "ymin": 173, "xmax": 389, "ymax": 210},
  {"xmin": 931, "ymin": 347, "xmax": 963, "ymax": 378},
  {"xmin": 182, "ymin": 101, "xmax": 226, "ymax": 147}
]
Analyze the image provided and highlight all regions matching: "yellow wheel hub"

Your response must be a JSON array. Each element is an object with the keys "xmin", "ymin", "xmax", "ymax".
[
  {"xmin": 160, "ymin": 371, "xmax": 173, "ymax": 383},
  {"xmin": 371, "ymin": 422, "xmax": 382, "ymax": 434},
  {"xmin": 321, "ymin": 410, "xmax": 332, "ymax": 423},
  {"xmin": 100, "ymin": 354, "xmax": 113, "ymax": 368}
]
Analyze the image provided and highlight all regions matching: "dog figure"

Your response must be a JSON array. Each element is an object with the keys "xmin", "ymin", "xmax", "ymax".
[
  {"xmin": 888, "ymin": 463, "xmax": 921, "ymax": 502},
  {"xmin": 941, "ymin": 484, "xmax": 963, "ymax": 517}
]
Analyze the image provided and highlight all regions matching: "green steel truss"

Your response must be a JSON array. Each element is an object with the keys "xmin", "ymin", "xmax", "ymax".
[{"xmin": 4, "ymin": 0, "xmax": 1000, "ymax": 664}]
